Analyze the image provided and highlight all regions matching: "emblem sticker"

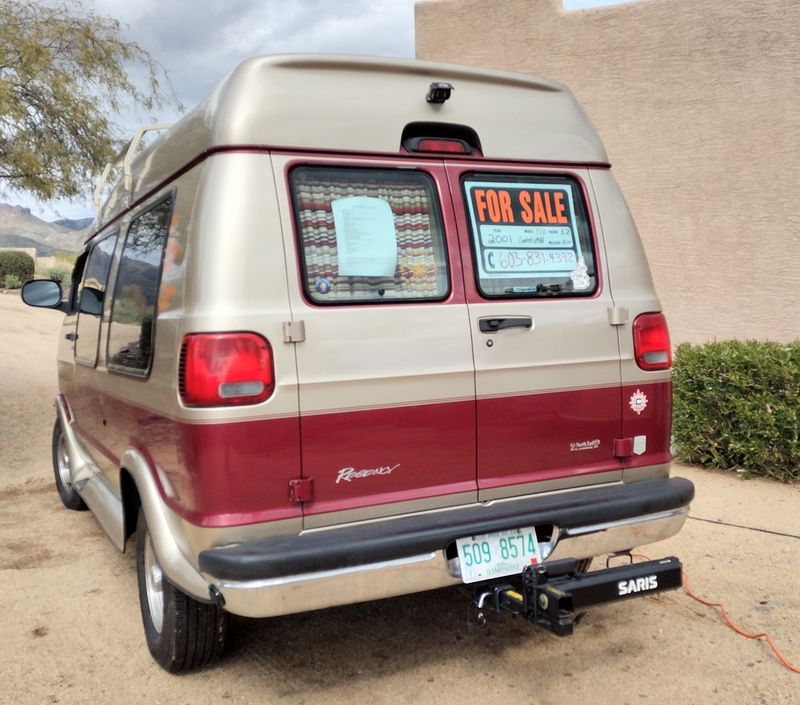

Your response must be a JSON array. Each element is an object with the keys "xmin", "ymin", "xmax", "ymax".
[
  {"xmin": 314, "ymin": 277, "xmax": 333, "ymax": 295},
  {"xmin": 629, "ymin": 389, "xmax": 648, "ymax": 415},
  {"xmin": 569, "ymin": 255, "xmax": 591, "ymax": 291},
  {"xmin": 570, "ymin": 439, "xmax": 600, "ymax": 452}
]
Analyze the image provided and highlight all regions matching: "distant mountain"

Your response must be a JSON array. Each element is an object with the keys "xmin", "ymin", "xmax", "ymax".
[
  {"xmin": 0, "ymin": 203, "xmax": 87, "ymax": 254},
  {"xmin": 0, "ymin": 233, "xmax": 57, "ymax": 257},
  {"xmin": 52, "ymin": 217, "xmax": 94, "ymax": 231}
]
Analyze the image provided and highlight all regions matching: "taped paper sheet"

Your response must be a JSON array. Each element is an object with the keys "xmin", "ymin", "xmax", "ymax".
[{"xmin": 332, "ymin": 196, "xmax": 398, "ymax": 277}]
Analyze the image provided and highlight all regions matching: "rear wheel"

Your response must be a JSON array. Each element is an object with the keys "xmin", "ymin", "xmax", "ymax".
[
  {"xmin": 51, "ymin": 418, "xmax": 87, "ymax": 511},
  {"xmin": 136, "ymin": 507, "xmax": 228, "ymax": 672}
]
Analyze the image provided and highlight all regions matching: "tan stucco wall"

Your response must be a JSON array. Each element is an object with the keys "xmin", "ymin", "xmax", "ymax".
[{"xmin": 416, "ymin": 0, "xmax": 800, "ymax": 343}]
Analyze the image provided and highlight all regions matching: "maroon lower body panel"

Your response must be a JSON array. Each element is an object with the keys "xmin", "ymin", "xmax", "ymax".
[
  {"xmin": 78, "ymin": 381, "xmax": 671, "ymax": 529},
  {"xmin": 476, "ymin": 385, "xmax": 624, "ymax": 489}
]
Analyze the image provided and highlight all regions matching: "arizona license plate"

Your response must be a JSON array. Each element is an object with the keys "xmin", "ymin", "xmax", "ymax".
[{"xmin": 456, "ymin": 526, "xmax": 540, "ymax": 583}]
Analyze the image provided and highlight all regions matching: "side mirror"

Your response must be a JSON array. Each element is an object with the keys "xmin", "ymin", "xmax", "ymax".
[
  {"xmin": 21, "ymin": 279, "xmax": 64, "ymax": 309},
  {"xmin": 79, "ymin": 286, "xmax": 104, "ymax": 316}
]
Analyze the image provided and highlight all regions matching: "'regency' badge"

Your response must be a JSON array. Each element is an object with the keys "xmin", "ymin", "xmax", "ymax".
[
  {"xmin": 629, "ymin": 389, "xmax": 648, "ymax": 415},
  {"xmin": 314, "ymin": 277, "xmax": 333, "ymax": 295}
]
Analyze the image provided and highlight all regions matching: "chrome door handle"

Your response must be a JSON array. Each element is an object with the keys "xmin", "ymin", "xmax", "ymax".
[{"xmin": 478, "ymin": 316, "xmax": 533, "ymax": 333}]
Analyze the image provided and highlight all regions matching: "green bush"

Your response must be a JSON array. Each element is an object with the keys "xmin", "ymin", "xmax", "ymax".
[
  {"xmin": 673, "ymin": 340, "xmax": 800, "ymax": 482},
  {"xmin": 45, "ymin": 265, "xmax": 71, "ymax": 286},
  {"xmin": 0, "ymin": 250, "xmax": 35, "ymax": 282},
  {"xmin": 3, "ymin": 273, "xmax": 22, "ymax": 289}
]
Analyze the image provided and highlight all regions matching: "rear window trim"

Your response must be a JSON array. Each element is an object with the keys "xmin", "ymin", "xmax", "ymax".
[
  {"xmin": 459, "ymin": 171, "xmax": 599, "ymax": 300},
  {"xmin": 289, "ymin": 164, "xmax": 453, "ymax": 307}
]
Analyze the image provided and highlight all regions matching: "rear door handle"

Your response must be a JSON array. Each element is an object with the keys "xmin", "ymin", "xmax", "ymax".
[
  {"xmin": 478, "ymin": 316, "xmax": 533, "ymax": 333},
  {"xmin": 65, "ymin": 332, "xmax": 77, "ymax": 341}
]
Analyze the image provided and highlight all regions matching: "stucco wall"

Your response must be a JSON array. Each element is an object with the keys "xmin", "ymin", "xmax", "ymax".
[{"xmin": 416, "ymin": 0, "xmax": 800, "ymax": 343}]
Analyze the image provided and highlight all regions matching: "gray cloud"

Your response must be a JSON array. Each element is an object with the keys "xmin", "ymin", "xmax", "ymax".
[
  {"xmin": 94, "ymin": 0, "xmax": 417, "ymax": 109},
  {"xmin": 17, "ymin": 0, "xmax": 418, "ymax": 218}
]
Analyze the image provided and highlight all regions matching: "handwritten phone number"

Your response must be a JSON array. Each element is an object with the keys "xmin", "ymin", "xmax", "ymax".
[{"xmin": 483, "ymin": 248, "xmax": 577, "ymax": 273}]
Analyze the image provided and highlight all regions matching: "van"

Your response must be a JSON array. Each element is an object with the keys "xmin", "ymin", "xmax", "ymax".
[{"xmin": 22, "ymin": 55, "xmax": 694, "ymax": 672}]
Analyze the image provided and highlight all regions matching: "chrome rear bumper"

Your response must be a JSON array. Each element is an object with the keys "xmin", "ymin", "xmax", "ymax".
[{"xmin": 210, "ymin": 506, "xmax": 688, "ymax": 618}]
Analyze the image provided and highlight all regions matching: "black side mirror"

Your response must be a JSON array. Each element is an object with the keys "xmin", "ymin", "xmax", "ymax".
[
  {"xmin": 79, "ymin": 286, "xmax": 104, "ymax": 316},
  {"xmin": 21, "ymin": 279, "xmax": 64, "ymax": 309}
]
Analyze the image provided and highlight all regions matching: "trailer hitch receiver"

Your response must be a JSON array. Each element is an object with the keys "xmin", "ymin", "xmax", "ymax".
[{"xmin": 476, "ymin": 556, "xmax": 683, "ymax": 636}]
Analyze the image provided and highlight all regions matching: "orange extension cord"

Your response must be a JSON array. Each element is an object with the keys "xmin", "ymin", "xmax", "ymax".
[{"xmin": 631, "ymin": 553, "xmax": 800, "ymax": 674}]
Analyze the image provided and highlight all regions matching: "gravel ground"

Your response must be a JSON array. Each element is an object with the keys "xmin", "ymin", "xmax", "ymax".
[{"xmin": 1, "ymin": 293, "xmax": 798, "ymax": 704}]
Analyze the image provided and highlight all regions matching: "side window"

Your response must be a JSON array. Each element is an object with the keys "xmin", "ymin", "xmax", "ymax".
[
  {"xmin": 462, "ymin": 174, "xmax": 598, "ymax": 298},
  {"xmin": 77, "ymin": 232, "xmax": 118, "ymax": 316},
  {"xmin": 75, "ymin": 231, "xmax": 119, "ymax": 366},
  {"xmin": 291, "ymin": 167, "xmax": 449, "ymax": 303},
  {"xmin": 68, "ymin": 252, "xmax": 88, "ymax": 311},
  {"xmin": 107, "ymin": 195, "xmax": 174, "ymax": 376}
]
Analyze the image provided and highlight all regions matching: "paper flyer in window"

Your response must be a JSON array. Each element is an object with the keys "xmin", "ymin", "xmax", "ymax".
[{"xmin": 332, "ymin": 196, "xmax": 398, "ymax": 277}]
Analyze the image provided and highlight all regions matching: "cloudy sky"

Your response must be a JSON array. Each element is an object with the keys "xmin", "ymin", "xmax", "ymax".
[{"xmin": 13, "ymin": 0, "xmax": 631, "ymax": 221}]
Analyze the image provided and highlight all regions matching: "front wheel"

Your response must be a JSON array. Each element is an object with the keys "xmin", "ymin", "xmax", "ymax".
[
  {"xmin": 51, "ymin": 418, "xmax": 87, "ymax": 511},
  {"xmin": 136, "ymin": 507, "xmax": 228, "ymax": 672}
]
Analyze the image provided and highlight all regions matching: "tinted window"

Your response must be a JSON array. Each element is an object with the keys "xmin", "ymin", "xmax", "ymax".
[
  {"xmin": 291, "ymin": 167, "xmax": 449, "ymax": 303},
  {"xmin": 78, "ymin": 233, "xmax": 117, "ymax": 313},
  {"xmin": 75, "ymin": 231, "xmax": 119, "ymax": 365},
  {"xmin": 107, "ymin": 196, "xmax": 173, "ymax": 375},
  {"xmin": 462, "ymin": 174, "xmax": 597, "ymax": 298}
]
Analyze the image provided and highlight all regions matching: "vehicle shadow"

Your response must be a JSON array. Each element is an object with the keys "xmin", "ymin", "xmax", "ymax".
[{"xmin": 223, "ymin": 586, "xmax": 547, "ymax": 693}]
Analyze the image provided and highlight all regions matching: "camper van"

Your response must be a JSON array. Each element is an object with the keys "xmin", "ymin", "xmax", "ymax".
[{"xmin": 22, "ymin": 55, "xmax": 694, "ymax": 672}]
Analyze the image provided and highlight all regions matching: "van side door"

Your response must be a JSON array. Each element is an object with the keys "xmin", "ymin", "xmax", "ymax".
[
  {"xmin": 272, "ymin": 154, "xmax": 477, "ymax": 528},
  {"xmin": 70, "ymin": 230, "xmax": 119, "ymax": 469},
  {"xmin": 445, "ymin": 163, "xmax": 624, "ymax": 500}
]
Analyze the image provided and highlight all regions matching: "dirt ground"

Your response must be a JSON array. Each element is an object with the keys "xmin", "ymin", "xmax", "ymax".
[{"xmin": 1, "ymin": 293, "xmax": 798, "ymax": 704}]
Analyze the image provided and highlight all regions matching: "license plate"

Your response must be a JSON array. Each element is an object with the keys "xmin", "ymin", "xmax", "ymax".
[{"xmin": 456, "ymin": 526, "xmax": 540, "ymax": 583}]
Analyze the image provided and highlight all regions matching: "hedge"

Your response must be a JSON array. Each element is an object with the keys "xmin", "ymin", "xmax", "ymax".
[
  {"xmin": 0, "ymin": 250, "xmax": 35, "ymax": 282},
  {"xmin": 672, "ymin": 340, "xmax": 800, "ymax": 482}
]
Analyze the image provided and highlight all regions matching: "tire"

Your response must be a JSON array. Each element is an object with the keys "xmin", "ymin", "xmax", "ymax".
[
  {"xmin": 51, "ymin": 418, "xmax": 87, "ymax": 511},
  {"xmin": 136, "ymin": 507, "xmax": 228, "ymax": 672}
]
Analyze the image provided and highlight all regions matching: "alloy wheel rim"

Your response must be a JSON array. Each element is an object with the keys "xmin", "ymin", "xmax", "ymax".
[
  {"xmin": 56, "ymin": 434, "xmax": 72, "ymax": 489},
  {"xmin": 144, "ymin": 534, "xmax": 165, "ymax": 633}
]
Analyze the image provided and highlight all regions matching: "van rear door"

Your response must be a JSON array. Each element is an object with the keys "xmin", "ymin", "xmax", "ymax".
[
  {"xmin": 445, "ymin": 164, "xmax": 624, "ymax": 500},
  {"xmin": 272, "ymin": 154, "xmax": 477, "ymax": 528}
]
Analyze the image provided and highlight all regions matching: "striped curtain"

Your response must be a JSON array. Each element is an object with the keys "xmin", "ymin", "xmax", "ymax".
[{"xmin": 293, "ymin": 170, "xmax": 447, "ymax": 302}]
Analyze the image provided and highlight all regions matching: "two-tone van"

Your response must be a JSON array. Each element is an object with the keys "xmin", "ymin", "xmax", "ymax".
[{"xmin": 22, "ymin": 55, "xmax": 694, "ymax": 672}]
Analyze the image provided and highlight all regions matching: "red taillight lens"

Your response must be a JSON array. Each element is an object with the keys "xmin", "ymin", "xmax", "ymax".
[
  {"xmin": 180, "ymin": 333, "xmax": 274, "ymax": 407},
  {"xmin": 633, "ymin": 313, "xmax": 672, "ymax": 371}
]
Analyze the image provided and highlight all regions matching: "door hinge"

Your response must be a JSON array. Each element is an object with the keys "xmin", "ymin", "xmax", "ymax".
[
  {"xmin": 289, "ymin": 477, "xmax": 313, "ymax": 504},
  {"xmin": 614, "ymin": 438, "xmax": 634, "ymax": 458},
  {"xmin": 282, "ymin": 320, "xmax": 306, "ymax": 343},
  {"xmin": 607, "ymin": 306, "xmax": 629, "ymax": 326}
]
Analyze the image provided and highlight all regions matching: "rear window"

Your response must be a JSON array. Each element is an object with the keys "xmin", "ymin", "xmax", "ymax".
[
  {"xmin": 291, "ymin": 167, "xmax": 449, "ymax": 304},
  {"xmin": 462, "ymin": 174, "xmax": 597, "ymax": 298}
]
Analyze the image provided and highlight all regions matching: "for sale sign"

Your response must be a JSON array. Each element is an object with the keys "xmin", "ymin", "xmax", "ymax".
[{"xmin": 464, "ymin": 180, "xmax": 587, "ymax": 285}]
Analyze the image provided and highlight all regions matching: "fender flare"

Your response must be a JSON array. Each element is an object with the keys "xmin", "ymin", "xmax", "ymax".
[{"xmin": 119, "ymin": 447, "xmax": 212, "ymax": 603}]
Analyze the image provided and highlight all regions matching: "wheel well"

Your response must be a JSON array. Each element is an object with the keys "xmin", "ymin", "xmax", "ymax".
[{"xmin": 120, "ymin": 469, "xmax": 141, "ymax": 547}]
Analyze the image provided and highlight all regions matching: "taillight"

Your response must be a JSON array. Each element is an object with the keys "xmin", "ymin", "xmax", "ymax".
[
  {"xmin": 180, "ymin": 333, "xmax": 274, "ymax": 407},
  {"xmin": 633, "ymin": 313, "xmax": 672, "ymax": 371}
]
